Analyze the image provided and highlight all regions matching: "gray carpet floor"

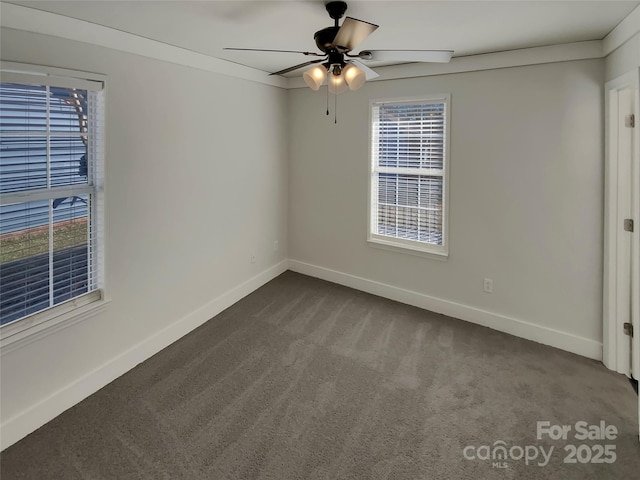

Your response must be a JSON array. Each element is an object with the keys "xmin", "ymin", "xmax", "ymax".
[{"xmin": 1, "ymin": 271, "xmax": 639, "ymax": 479}]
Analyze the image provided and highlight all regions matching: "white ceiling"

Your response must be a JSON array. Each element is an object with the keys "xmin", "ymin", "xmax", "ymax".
[{"xmin": 7, "ymin": 1, "xmax": 640, "ymax": 76}]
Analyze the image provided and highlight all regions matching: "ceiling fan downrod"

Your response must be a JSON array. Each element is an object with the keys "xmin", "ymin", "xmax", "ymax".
[{"xmin": 314, "ymin": 1, "xmax": 347, "ymax": 53}]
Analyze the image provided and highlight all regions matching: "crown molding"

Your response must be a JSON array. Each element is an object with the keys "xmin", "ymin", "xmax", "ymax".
[
  {"xmin": 603, "ymin": 3, "xmax": 640, "ymax": 56},
  {"xmin": 287, "ymin": 40, "xmax": 604, "ymax": 88},
  {"xmin": 0, "ymin": 2, "xmax": 288, "ymax": 89}
]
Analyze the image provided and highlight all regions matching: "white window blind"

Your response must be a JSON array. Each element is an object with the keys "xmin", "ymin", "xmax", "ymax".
[
  {"xmin": 370, "ymin": 97, "xmax": 449, "ymax": 255},
  {"xmin": 0, "ymin": 73, "xmax": 105, "ymax": 328}
]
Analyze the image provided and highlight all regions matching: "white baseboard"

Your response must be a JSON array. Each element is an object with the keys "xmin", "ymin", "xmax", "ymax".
[
  {"xmin": 288, "ymin": 259, "xmax": 603, "ymax": 361},
  {"xmin": 0, "ymin": 260, "xmax": 288, "ymax": 451}
]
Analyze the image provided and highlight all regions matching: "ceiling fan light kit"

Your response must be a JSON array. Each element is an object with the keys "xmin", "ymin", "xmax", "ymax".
[
  {"xmin": 328, "ymin": 69, "xmax": 348, "ymax": 94},
  {"xmin": 343, "ymin": 63, "xmax": 366, "ymax": 90},
  {"xmin": 303, "ymin": 65, "xmax": 327, "ymax": 91},
  {"xmin": 305, "ymin": 62, "xmax": 364, "ymax": 92}
]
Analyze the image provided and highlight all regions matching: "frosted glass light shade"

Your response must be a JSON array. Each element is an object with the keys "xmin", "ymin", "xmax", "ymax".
[
  {"xmin": 344, "ymin": 64, "xmax": 366, "ymax": 90},
  {"xmin": 328, "ymin": 72, "xmax": 347, "ymax": 94},
  {"xmin": 303, "ymin": 66, "xmax": 326, "ymax": 90}
]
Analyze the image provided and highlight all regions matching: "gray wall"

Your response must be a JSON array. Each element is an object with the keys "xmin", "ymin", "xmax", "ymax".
[
  {"xmin": 0, "ymin": 28, "xmax": 288, "ymax": 426},
  {"xmin": 288, "ymin": 59, "xmax": 605, "ymax": 343}
]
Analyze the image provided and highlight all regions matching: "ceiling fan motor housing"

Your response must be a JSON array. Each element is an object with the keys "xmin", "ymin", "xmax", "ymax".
[{"xmin": 314, "ymin": 26, "xmax": 340, "ymax": 53}]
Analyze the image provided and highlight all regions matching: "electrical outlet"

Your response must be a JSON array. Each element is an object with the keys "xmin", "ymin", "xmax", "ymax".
[
  {"xmin": 273, "ymin": 240, "xmax": 279, "ymax": 252},
  {"xmin": 251, "ymin": 255, "xmax": 256, "ymax": 264},
  {"xmin": 483, "ymin": 278, "xmax": 493, "ymax": 293}
]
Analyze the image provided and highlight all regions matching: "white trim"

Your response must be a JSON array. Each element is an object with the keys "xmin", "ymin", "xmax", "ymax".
[
  {"xmin": 603, "ymin": 69, "xmax": 640, "ymax": 373},
  {"xmin": 603, "ymin": 81, "xmax": 620, "ymax": 371},
  {"xmin": 0, "ymin": 61, "xmax": 106, "ymax": 85},
  {"xmin": 290, "ymin": 41, "xmax": 604, "ymax": 88},
  {"xmin": 0, "ymin": 68, "xmax": 103, "ymax": 91},
  {"xmin": 367, "ymin": 237, "xmax": 448, "ymax": 261},
  {"xmin": 367, "ymin": 233, "xmax": 448, "ymax": 257},
  {"xmin": 0, "ymin": 259, "xmax": 288, "ymax": 451},
  {"xmin": 368, "ymin": 94, "xmax": 450, "ymax": 258},
  {"xmin": 603, "ymin": 4, "xmax": 640, "ymax": 56},
  {"xmin": 0, "ymin": 2, "xmax": 287, "ymax": 89},
  {"xmin": 0, "ymin": 71, "xmax": 98, "ymax": 91},
  {"xmin": 0, "ymin": 291, "xmax": 106, "ymax": 352},
  {"xmin": 288, "ymin": 259, "xmax": 603, "ymax": 362}
]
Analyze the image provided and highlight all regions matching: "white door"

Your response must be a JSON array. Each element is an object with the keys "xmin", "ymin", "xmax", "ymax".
[
  {"xmin": 618, "ymin": 88, "xmax": 640, "ymax": 438},
  {"xmin": 603, "ymin": 70, "xmax": 639, "ymax": 440},
  {"xmin": 629, "ymin": 86, "xmax": 640, "ymax": 441},
  {"xmin": 616, "ymin": 87, "xmax": 635, "ymax": 379},
  {"xmin": 630, "ymin": 86, "xmax": 640, "ymax": 441}
]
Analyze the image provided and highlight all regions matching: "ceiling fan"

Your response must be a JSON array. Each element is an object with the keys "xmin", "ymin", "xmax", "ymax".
[{"xmin": 224, "ymin": 1, "xmax": 454, "ymax": 93}]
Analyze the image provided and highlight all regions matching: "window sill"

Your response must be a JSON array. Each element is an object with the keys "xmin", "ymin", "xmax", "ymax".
[
  {"xmin": 0, "ymin": 291, "xmax": 110, "ymax": 354},
  {"xmin": 367, "ymin": 237, "xmax": 448, "ymax": 261}
]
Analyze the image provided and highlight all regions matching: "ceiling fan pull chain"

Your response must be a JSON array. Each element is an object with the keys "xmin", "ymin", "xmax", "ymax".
[
  {"xmin": 334, "ymin": 92, "xmax": 338, "ymax": 124},
  {"xmin": 326, "ymin": 84, "xmax": 330, "ymax": 116}
]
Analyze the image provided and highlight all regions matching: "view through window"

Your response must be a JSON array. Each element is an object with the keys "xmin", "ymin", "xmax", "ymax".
[{"xmin": 0, "ymin": 73, "xmax": 104, "ymax": 327}]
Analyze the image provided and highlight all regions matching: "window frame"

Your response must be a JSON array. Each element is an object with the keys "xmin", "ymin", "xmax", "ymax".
[
  {"xmin": 0, "ymin": 62, "xmax": 108, "ymax": 351},
  {"xmin": 367, "ymin": 94, "xmax": 451, "ymax": 259}
]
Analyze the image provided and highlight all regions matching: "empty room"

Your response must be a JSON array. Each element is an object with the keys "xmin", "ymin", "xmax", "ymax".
[{"xmin": 1, "ymin": 1, "xmax": 639, "ymax": 478}]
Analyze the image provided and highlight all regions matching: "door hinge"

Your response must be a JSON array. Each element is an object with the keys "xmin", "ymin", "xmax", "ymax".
[
  {"xmin": 623, "ymin": 322, "xmax": 634, "ymax": 337},
  {"xmin": 624, "ymin": 218, "xmax": 634, "ymax": 232},
  {"xmin": 625, "ymin": 114, "xmax": 635, "ymax": 128}
]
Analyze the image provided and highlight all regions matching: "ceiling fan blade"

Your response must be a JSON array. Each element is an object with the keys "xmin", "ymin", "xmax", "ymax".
[
  {"xmin": 348, "ymin": 59, "xmax": 379, "ymax": 80},
  {"xmin": 332, "ymin": 17, "xmax": 379, "ymax": 52},
  {"xmin": 360, "ymin": 50, "xmax": 454, "ymax": 63},
  {"xmin": 224, "ymin": 48, "xmax": 325, "ymax": 57},
  {"xmin": 269, "ymin": 58, "xmax": 327, "ymax": 76}
]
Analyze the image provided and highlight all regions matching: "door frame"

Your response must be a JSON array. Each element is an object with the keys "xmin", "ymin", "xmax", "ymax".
[{"xmin": 603, "ymin": 69, "xmax": 640, "ymax": 375}]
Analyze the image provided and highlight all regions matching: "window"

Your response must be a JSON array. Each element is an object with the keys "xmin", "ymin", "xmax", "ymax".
[
  {"xmin": 369, "ymin": 96, "xmax": 450, "ymax": 256},
  {"xmin": 0, "ymin": 64, "xmax": 105, "ymax": 337}
]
